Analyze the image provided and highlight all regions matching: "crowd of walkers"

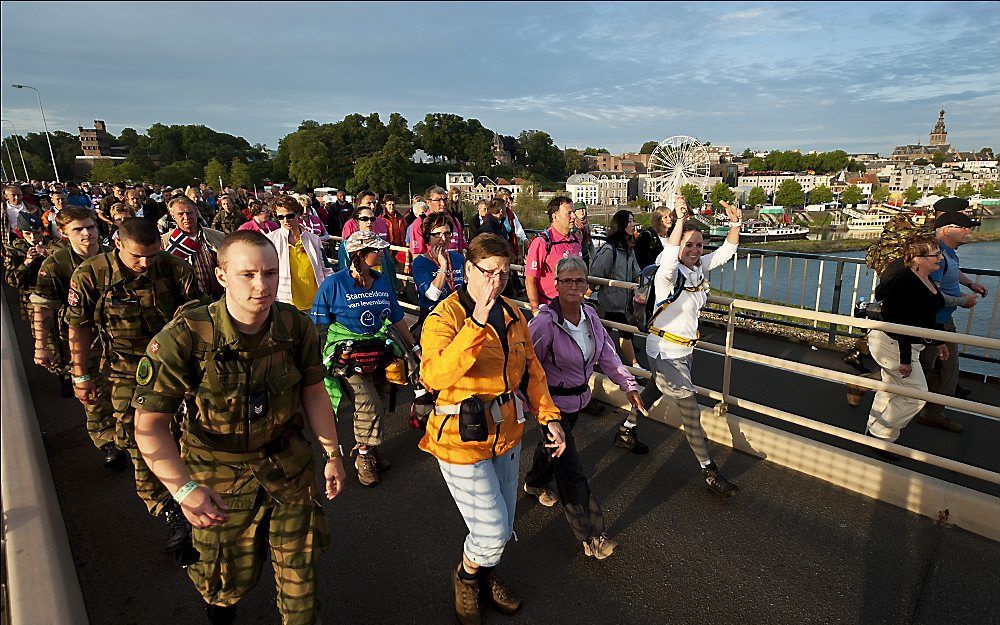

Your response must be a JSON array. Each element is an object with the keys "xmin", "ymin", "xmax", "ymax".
[{"xmin": 1, "ymin": 175, "xmax": 985, "ymax": 625}]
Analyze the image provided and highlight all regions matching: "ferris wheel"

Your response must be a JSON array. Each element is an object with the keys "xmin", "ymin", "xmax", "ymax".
[{"xmin": 646, "ymin": 136, "xmax": 711, "ymax": 206}]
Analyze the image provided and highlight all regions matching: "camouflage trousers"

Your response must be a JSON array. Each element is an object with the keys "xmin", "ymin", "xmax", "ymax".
[
  {"xmin": 109, "ymin": 370, "xmax": 173, "ymax": 516},
  {"xmin": 82, "ymin": 365, "xmax": 116, "ymax": 449},
  {"xmin": 183, "ymin": 440, "xmax": 329, "ymax": 625}
]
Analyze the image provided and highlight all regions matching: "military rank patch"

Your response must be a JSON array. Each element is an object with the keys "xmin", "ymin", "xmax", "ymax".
[
  {"xmin": 67, "ymin": 288, "xmax": 81, "ymax": 306},
  {"xmin": 38, "ymin": 269, "xmax": 47, "ymax": 277},
  {"xmin": 149, "ymin": 340, "xmax": 160, "ymax": 354},
  {"xmin": 136, "ymin": 356, "xmax": 155, "ymax": 386}
]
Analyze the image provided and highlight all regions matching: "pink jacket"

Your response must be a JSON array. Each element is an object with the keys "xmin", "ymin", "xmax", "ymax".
[{"xmin": 528, "ymin": 297, "xmax": 638, "ymax": 414}]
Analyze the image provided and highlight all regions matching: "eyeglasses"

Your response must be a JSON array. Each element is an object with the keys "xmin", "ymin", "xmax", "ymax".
[
  {"xmin": 427, "ymin": 197, "xmax": 447, "ymax": 203},
  {"xmin": 918, "ymin": 251, "xmax": 945, "ymax": 258},
  {"xmin": 557, "ymin": 278, "xmax": 588, "ymax": 288},
  {"xmin": 429, "ymin": 230, "xmax": 452, "ymax": 238},
  {"xmin": 275, "ymin": 213, "xmax": 299, "ymax": 221},
  {"xmin": 357, "ymin": 216, "xmax": 375, "ymax": 222},
  {"xmin": 471, "ymin": 260, "xmax": 510, "ymax": 279}
]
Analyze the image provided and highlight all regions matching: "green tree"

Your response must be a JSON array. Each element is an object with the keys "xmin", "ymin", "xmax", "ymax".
[
  {"xmin": 88, "ymin": 159, "xmax": 121, "ymax": 183},
  {"xmin": 627, "ymin": 198, "xmax": 652, "ymax": 210},
  {"xmin": 679, "ymin": 183, "xmax": 704, "ymax": 211},
  {"xmin": 809, "ymin": 185, "xmax": 834, "ymax": 205},
  {"xmin": 154, "ymin": 160, "xmax": 202, "ymax": 188},
  {"xmin": 748, "ymin": 157, "xmax": 767, "ymax": 171},
  {"xmin": 932, "ymin": 182, "xmax": 950, "ymax": 196},
  {"xmin": 979, "ymin": 181, "xmax": 998, "ymax": 198},
  {"xmin": 414, "ymin": 113, "xmax": 467, "ymax": 162},
  {"xmin": 747, "ymin": 186, "xmax": 768, "ymax": 208},
  {"xmin": 115, "ymin": 161, "xmax": 145, "ymax": 182},
  {"xmin": 639, "ymin": 141, "xmax": 659, "ymax": 154},
  {"xmin": 582, "ymin": 147, "xmax": 609, "ymax": 156},
  {"xmin": 775, "ymin": 179, "xmax": 805, "ymax": 207},
  {"xmin": 903, "ymin": 186, "xmax": 922, "ymax": 204},
  {"xmin": 932, "ymin": 151, "xmax": 946, "ymax": 167},
  {"xmin": 204, "ymin": 158, "xmax": 228, "ymax": 191},
  {"xmin": 517, "ymin": 130, "xmax": 565, "ymax": 180},
  {"xmin": 229, "ymin": 158, "xmax": 250, "ymax": 188},
  {"xmin": 347, "ymin": 135, "xmax": 410, "ymax": 196},
  {"xmin": 979, "ymin": 147, "xmax": 994, "ymax": 159},
  {"xmin": 872, "ymin": 185, "xmax": 891, "ymax": 204},
  {"xmin": 741, "ymin": 148, "xmax": 754, "ymax": 159},
  {"xmin": 563, "ymin": 148, "xmax": 583, "ymax": 174},
  {"xmin": 841, "ymin": 184, "xmax": 864, "ymax": 206},
  {"xmin": 954, "ymin": 182, "xmax": 976, "ymax": 199},
  {"xmin": 709, "ymin": 181, "xmax": 736, "ymax": 207}
]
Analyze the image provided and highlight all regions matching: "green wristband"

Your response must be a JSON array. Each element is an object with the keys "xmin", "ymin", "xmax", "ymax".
[
  {"xmin": 173, "ymin": 480, "xmax": 199, "ymax": 504},
  {"xmin": 72, "ymin": 374, "xmax": 92, "ymax": 384}
]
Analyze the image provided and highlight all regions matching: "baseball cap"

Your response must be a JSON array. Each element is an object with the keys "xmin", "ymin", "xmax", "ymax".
[
  {"xmin": 345, "ymin": 230, "xmax": 390, "ymax": 254},
  {"xmin": 933, "ymin": 211, "xmax": 980, "ymax": 229},
  {"xmin": 933, "ymin": 197, "xmax": 970, "ymax": 213},
  {"xmin": 572, "ymin": 201, "xmax": 587, "ymax": 211}
]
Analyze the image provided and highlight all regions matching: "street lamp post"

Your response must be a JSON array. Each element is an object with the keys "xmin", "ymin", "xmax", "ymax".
[
  {"xmin": 1, "ymin": 119, "xmax": 30, "ymax": 180},
  {"xmin": 11, "ymin": 84, "xmax": 60, "ymax": 183},
  {"xmin": 3, "ymin": 137, "xmax": 16, "ymax": 180}
]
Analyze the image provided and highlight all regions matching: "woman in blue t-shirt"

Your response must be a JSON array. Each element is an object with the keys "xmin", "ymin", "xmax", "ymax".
[
  {"xmin": 412, "ymin": 212, "xmax": 466, "ymax": 318},
  {"xmin": 312, "ymin": 230, "xmax": 415, "ymax": 487}
]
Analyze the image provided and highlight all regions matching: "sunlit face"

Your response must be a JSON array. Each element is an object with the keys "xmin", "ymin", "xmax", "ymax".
[
  {"xmin": 112, "ymin": 209, "xmax": 134, "ymax": 225},
  {"xmin": 625, "ymin": 213, "xmax": 636, "ymax": 235},
  {"xmin": 22, "ymin": 229, "xmax": 44, "ymax": 245},
  {"xmin": 358, "ymin": 195, "xmax": 376, "ymax": 210},
  {"xmin": 361, "ymin": 248, "xmax": 382, "ymax": 269},
  {"xmin": 220, "ymin": 196, "xmax": 234, "ymax": 212},
  {"xmin": 573, "ymin": 207, "xmax": 588, "ymax": 228},
  {"xmin": 170, "ymin": 202, "xmax": 200, "ymax": 233},
  {"xmin": 465, "ymin": 255, "xmax": 510, "ymax": 297},
  {"xmin": 125, "ymin": 190, "xmax": 143, "ymax": 210},
  {"xmin": 216, "ymin": 242, "xmax": 279, "ymax": 316},
  {"xmin": 116, "ymin": 239, "xmax": 161, "ymax": 274},
  {"xmin": 186, "ymin": 188, "xmax": 200, "ymax": 202},
  {"xmin": 426, "ymin": 193, "xmax": 447, "ymax": 214},
  {"xmin": 551, "ymin": 201, "xmax": 574, "ymax": 232},
  {"xmin": 477, "ymin": 203, "xmax": 488, "ymax": 217},
  {"xmin": 555, "ymin": 268, "xmax": 588, "ymax": 308},
  {"xmin": 51, "ymin": 193, "xmax": 67, "ymax": 209},
  {"xmin": 385, "ymin": 200, "xmax": 396, "ymax": 212},
  {"xmin": 5, "ymin": 188, "xmax": 23, "ymax": 205},
  {"xmin": 274, "ymin": 208, "xmax": 300, "ymax": 231},
  {"xmin": 64, "ymin": 218, "xmax": 99, "ymax": 251},
  {"xmin": 912, "ymin": 245, "xmax": 943, "ymax": 274},
  {"xmin": 679, "ymin": 229, "xmax": 704, "ymax": 268},
  {"xmin": 356, "ymin": 208, "xmax": 376, "ymax": 232},
  {"xmin": 297, "ymin": 196, "xmax": 310, "ymax": 210}
]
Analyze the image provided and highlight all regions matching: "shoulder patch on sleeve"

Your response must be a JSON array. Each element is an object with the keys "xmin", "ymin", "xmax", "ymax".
[
  {"xmin": 136, "ymin": 356, "xmax": 155, "ymax": 386},
  {"xmin": 67, "ymin": 288, "xmax": 81, "ymax": 307}
]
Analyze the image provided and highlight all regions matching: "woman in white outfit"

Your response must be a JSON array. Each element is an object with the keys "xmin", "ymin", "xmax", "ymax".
[{"xmin": 613, "ymin": 195, "xmax": 742, "ymax": 497}]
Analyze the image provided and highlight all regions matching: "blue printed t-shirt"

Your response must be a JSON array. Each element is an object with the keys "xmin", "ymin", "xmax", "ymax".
[
  {"xmin": 412, "ymin": 251, "xmax": 466, "ymax": 312},
  {"xmin": 930, "ymin": 241, "xmax": 961, "ymax": 324},
  {"xmin": 310, "ymin": 268, "xmax": 404, "ymax": 334}
]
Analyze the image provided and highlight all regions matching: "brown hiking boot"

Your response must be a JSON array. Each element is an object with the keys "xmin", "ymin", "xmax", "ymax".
[
  {"xmin": 483, "ymin": 571, "xmax": 522, "ymax": 615},
  {"xmin": 846, "ymin": 383, "xmax": 870, "ymax": 407},
  {"xmin": 453, "ymin": 564, "xmax": 481, "ymax": 625},
  {"xmin": 355, "ymin": 452, "xmax": 379, "ymax": 487},
  {"xmin": 915, "ymin": 414, "xmax": 964, "ymax": 433}
]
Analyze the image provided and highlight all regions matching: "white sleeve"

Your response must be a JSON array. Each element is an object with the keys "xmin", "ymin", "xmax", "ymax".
[
  {"xmin": 703, "ymin": 240, "xmax": 738, "ymax": 272},
  {"xmin": 654, "ymin": 243, "xmax": 681, "ymax": 304},
  {"xmin": 425, "ymin": 283, "xmax": 444, "ymax": 302},
  {"xmin": 513, "ymin": 214, "xmax": 527, "ymax": 241}
]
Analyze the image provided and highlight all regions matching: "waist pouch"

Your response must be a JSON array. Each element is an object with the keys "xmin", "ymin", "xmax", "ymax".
[
  {"xmin": 548, "ymin": 383, "xmax": 589, "ymax": 396},
  {"xmin": 329, "ymin": 338, "xmax": 393, "ymax": 376},
  {"xmin": 459, "ymin": 396, "xmax": 489, "ymax": 442}
]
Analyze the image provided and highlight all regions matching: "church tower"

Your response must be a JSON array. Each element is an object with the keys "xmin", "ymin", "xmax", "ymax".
[{"xmin": 929, "ymin": 108, "xmax": 947, "ymax": 146}]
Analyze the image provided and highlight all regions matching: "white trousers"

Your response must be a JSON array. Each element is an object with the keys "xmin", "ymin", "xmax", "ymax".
[{"xmin": 866, "ymin": 330, "xmax": 927, "ymax": 442}]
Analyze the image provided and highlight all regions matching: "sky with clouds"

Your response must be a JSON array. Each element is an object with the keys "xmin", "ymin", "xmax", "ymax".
[{"xmin": 2, "ymin": 1, "xmax": 998, "ymax": 155}]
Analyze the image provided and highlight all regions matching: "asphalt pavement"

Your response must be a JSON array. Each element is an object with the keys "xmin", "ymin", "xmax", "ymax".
[{"xmin": 6, "ymin": 286, "xmax": 1000, "ymax": 625}]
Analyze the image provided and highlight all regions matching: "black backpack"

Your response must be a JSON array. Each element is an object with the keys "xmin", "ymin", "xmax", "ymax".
[{"xmin": 629, "ymin": 264, "xmax": 685, "ymax": 330}]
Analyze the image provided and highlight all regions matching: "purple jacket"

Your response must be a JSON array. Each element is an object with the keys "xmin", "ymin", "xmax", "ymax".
[{"xmin": 528, "ymin": 297, "xmax": 638, "ymax": 414}]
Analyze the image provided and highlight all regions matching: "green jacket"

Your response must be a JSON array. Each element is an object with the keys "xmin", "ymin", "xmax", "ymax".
[{"xmin": 321, "ymin": 319, "xmax": 403, "ymax": 412}]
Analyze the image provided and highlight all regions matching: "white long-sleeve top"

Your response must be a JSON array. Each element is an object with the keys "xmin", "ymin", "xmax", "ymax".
[
  {"xmin": 265, "ymin": 227, "xmax": 331, "ymax": 306},
  {"xmin": 645, "ymin": 237, "xmax": 738, "ymax": 359}
]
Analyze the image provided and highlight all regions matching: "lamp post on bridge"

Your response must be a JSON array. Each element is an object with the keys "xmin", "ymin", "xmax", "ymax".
[
  {"xmin": 11, "ymin": 84, "xmax": 60, "ymax": 183},
  {"xmin": 1, "ymin": 119, "xmax": 30, "ymax": 180}
]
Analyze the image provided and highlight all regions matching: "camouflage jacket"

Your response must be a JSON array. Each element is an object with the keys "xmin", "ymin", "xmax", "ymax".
[
  {"xmin": 64, "ymin": 250, "xmax": 205, "ymax": 368},
  {"xmin": 211, "ymin": 209, "xmax": 246, "ymax": 234},
  {"xmin": 132, "ymin": 300, "xmax": 326, "ymax": 456},
  {"xmin": 30, "ymin": 243, "xmax": 110, "ymax": 356}
]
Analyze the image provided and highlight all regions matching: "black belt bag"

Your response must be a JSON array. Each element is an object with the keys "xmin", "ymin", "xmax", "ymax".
[
  {"xmin": 459, "ymin": 396, "xmax": 488, "ymax": 442},
  {"xmin": 548, "ymin": 383, "xmax": 588, "ymax": 397}
]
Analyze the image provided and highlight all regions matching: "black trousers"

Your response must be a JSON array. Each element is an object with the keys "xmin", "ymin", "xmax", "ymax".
[{"xmin": 524, "ymin": 411, "xmax": 604, "ymax": 542}]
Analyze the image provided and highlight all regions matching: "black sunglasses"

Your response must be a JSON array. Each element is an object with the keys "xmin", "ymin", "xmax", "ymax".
[
  {"xmin": 275, "ymin": 213, "xmax": 299, "ymax": 221},
  {"xmin": 357, "ymin": 216, "xmax": 375, "ymax": 222}
]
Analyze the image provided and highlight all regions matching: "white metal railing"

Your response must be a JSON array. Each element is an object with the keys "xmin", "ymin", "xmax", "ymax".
[{"xmin": 326, "ymin": 235, "xmax": 999, "ymax": 486}]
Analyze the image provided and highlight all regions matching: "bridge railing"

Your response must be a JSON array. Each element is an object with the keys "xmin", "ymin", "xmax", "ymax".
[{"xmin": 328, "ymin": 236, "xmax": 999, "ymax": 487}]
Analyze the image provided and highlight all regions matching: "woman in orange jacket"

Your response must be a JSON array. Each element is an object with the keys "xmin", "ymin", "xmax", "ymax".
[{"xmin": 420, "ymin": 233, "xmax": 566, "ymax": 625}]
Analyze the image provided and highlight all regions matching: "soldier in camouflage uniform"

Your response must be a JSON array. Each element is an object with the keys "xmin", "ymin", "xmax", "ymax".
[
  {"xmin": 133, "ymin": 230, "xmax": 346, "ymax": 625},
  {"xmin": 64, "ymin": 217, "xmax": 206, "ymax": 561},
  {"xmin": 4, "ymin": 212, "xmax": 56, "ymax": 321},
  {"xmin": 211, "ymin": 194, "xmax": 246, "ymax": 234},
  {"xmin": 30, "ymin": 206, "xmax": 129, "ymax": 469}
]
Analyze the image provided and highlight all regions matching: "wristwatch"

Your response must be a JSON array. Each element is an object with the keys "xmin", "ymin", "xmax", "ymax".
[{"xmin": 323, "ymin": 445, "xmax": 343, "ymax": 460}]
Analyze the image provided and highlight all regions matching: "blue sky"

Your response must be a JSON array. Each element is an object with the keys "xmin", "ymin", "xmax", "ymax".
[{"xmin": 2, "ymin": 1, "xmax": 998, "ymax": 154}]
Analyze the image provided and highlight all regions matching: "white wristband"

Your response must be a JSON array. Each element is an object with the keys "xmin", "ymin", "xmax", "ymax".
[
  {"xmin": 729, "ymin": 221, "xmax": 743, "ymax": 228},
  {"xmin": 173, "ymin": 480, "xmax": 199, "ymax": 504}
]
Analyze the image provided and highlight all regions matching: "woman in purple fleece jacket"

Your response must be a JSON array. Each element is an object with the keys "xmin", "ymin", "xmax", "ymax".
[{"xmin": 524, "ymin": 256, "xmax": 643, "ymax": 560}]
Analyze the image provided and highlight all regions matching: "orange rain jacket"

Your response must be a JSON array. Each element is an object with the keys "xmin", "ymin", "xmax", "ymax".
[{"xmin": 419, "ymin": 286, "xmax": 561, "ymax": 465}]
